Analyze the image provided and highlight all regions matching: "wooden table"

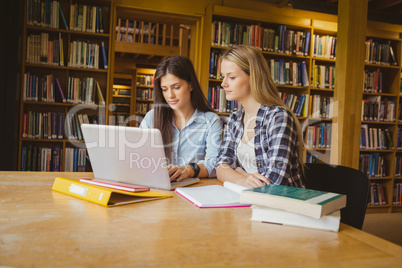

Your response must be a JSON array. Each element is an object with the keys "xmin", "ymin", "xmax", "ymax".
[{"xmin": 1, "ymin": 172, "xmax": 402, "ymax": 267}]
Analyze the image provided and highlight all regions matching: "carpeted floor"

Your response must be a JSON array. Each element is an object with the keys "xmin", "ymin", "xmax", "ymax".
[{"xmin": 362, "ymin": 213, "xmax": 402, "ymax": 246}]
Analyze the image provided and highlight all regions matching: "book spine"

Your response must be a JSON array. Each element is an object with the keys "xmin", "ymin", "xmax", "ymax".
[
  {"xmin": 55, "ymin": 77, "xmax": 66, "ymax": 102},
  {"xmin": 100, "ymin": 41, "xmax": 108, "ymax": 70},
  {"xmin": 58, "ymin": 112, "xmax": 64, "ymax": 139}
]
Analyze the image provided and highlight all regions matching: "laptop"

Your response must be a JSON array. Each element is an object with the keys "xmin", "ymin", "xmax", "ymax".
[{"xmin": 80, "ymin": 124, "xmax": 200, "ymax": 190}]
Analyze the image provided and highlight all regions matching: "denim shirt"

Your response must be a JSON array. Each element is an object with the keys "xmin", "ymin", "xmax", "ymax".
[{"xmin": 140, "ymin": 109, "xmax": 222, "ymax": 177}]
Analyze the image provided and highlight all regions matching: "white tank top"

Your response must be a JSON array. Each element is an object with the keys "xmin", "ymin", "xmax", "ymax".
[{"xmin": 236, "ymin": 137, "xmax": 258, "ymax": 174}]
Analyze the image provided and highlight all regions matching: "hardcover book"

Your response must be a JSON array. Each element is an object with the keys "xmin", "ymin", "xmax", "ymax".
[
  {"xmin": 240, "ymin": 184, "xmax": 346, "ymax": 219},
  {"xmin": 250, "ymin": 204, "xmax": 340, "ymax": 232}
]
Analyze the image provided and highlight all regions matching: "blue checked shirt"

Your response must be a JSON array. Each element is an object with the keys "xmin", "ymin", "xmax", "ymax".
[
  {"xmin": 140, "ymin": 109, "xmax": 222, "ymax": 177},
  {"xmin": 216, "ymin": 105, "xmax": 304, "ymax": 187}
]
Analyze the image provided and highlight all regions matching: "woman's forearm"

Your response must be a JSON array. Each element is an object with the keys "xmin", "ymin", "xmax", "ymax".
[{"xmin": 216, "ymin": 164, "xmax": 247, "ymax": 184}]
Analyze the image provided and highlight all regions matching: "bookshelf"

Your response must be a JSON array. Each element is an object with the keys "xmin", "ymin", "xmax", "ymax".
[
  {"xmin": 360, "ymin": 31, "xmax": 402, "ymax": 213},
  {"xmin": 110, "ymin": 73, "xmax": 134, "ymax": 126},
  {"xmin": 110, "ymin": 6, "xmax": 197, "ymax": 126},
  {"xmin": 19, "ymin": 0, "xmax": 112, "ymax": 172},
  {"xmin": 134, "ymin": 68, "xmax": 155, "ymax": 126},
  {"xmin": 305, "ymin": 21, "xmax": 337, "ymax": 164}
]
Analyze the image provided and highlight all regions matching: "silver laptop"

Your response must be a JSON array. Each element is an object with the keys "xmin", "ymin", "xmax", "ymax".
[{"xmin": 81, "ymin": 124, "xmax": 199, "ymax": 190}]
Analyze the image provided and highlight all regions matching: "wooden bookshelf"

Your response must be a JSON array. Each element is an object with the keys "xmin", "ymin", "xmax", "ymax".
[
  {"xmin": 361, "ymin": 33, "xmax": 402, "ymax": 212},
  {"xmin": 133, "ymin": 68, "xmax": 155, "ymax": 126},
  {"xmin": 111, "ymin": 74, "xmax": 135, "ymax": 126},
  {"xmin": 109, "ymin": 6, "xmax": 199, "ymax": 127},
  {"xmin": 18, "ymin": 0, "xmax": 113, "ymax": 172}
]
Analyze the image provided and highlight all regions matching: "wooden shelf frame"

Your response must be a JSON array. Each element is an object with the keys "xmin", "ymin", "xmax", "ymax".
[{"xmin": 18, "ymin": 0, "xmax": 113, "ymax": 172}]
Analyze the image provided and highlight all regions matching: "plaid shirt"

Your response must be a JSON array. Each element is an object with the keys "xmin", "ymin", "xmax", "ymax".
[{"xmin": 216, "ymin": 105, "xmax": 304, "ymax": 187}]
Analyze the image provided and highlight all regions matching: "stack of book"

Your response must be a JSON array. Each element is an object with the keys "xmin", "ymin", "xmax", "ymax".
[
  {"xmin": 175, "ymin": 182, "xmax": 346, "ymax": 232},
  {"xmin": 240, "ymin": 185, "xmax": 347, "ymax": 232},
  {"xmin": 52, "ymin": 177, "xmax": 172, "ymax": 207}
]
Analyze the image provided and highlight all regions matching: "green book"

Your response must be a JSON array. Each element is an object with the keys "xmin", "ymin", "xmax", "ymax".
[
  {"xmin": 240, "ymin": 184, "xmax": 346, "ymax": 219},
  {"xmin": 59, "ymin": 6, "xmax": 68, "ymax": 30},
  {"xmin": 274, "ymin": 35, "xmax": 279, "ymax": 52}
]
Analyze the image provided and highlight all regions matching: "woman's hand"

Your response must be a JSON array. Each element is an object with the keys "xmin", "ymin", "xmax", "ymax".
[
  {"xmin": 234, "ymin": 167, "xmax": 271, "ymax": 188},
  {"xmin": 167, "ymin": 164, "xmax": 192, "ymax": 182},
  {"xmin": 243, "ymin": 173, "xmax": 271, "ymax": 188}
]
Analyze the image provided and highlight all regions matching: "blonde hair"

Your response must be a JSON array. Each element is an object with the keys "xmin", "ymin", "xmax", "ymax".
[{"xmin": 220, "ymin": 45, "xmax": 305, "ymax": 167}]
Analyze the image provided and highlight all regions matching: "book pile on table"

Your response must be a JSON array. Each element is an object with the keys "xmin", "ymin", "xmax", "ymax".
[{"xmin": 240, "ymin": 185, "xmax": 347, "ymax": 232}]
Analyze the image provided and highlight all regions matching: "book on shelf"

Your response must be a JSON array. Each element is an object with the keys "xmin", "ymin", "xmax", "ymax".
[
  {"xmin": 21, "ymin": 144, "xmax": 63, "ymax": 171},
  {"xmin": 310, "ymin": 95, "xmax": 334, "ymax": 119},
  {"xmin": 311, "ymin": 61, "xmax": 335, "ymax": 89},
  {"xmin": 393, "ymin": 183, "xmax": 402, "ymax": 205},
  {"xmin": 306, "ymin": 154, "xmax": 320, "ymax": 164},
  {"xmin": 54, "ymin": 77, "xmax": 66, "ymax": 102},
  {"xmin": 65, "ymin": 113, "xmax": 101, "ymax": 141},
  {"xmin": 397, "ymin": 127, "xmax": 402, "ymax": 149},
  {"xmin": 69, "ymin": 4, "xmax": 104, "ymax": 33},
  {"xmin": 278, "ymin": 93, "xmax": 308, "ymax": 117},
  {"xmin": 58, "ymin": 33, "xmax": 64, "ymax": 66},
  {"xmin": 363, "ymin": 69, "xmax": 382, "ymax": 93},
  {"xmin": 100, "ymin": 41, "xmax": 108, "ymax": 70},
  {"xmin": 136, "ymin": 88, "xmax": 153, "ymax": 100},
  {"xmin": 208, "ymin": 86, "xmax": 240, "ymax": 113},
  {"xmin": 52, "ymin": 177, "xmax": 172, "ymax": 207},
  {"xmin": 360, "ymin": 125, "xmax": 394, "ymax": 150},
  {"xmin": 66, "ymin": 113, "xmax": 84, "ymax": 140},
  {"xmin": 135, "ymin": 102, "xmax": 151, "ymax": 114},
  {"xmin": 64, "ymin": 148, "xmax": 87, "ymax": 172},
  {"xmin": 368, "ymin": 182, "xmax": 387, "ymax": 206},
  {"xmin": 306, "ymin": 122, "xmax": 332, "ymax": 149},
  {"xmin": 175, "ymin": 181, "xmax": 251, "ymax": 208},
  {"xmin": 137, "ymin": 74, "xmax": 154, "ymax": 86},
  {"xmin": 240, "ymin": 184, "xmax": 346, "ymax": 219},
  {"xmin": 365, "ymin": 39, "xmax": 398, "ymax": 66},
  {"xmin": 23, "ymin": 111, "xmax": 64, "ymax": 140},
  {"xmin": 67, "ymin": 76, "xmax": 105, "ymax": 104},
  {"xmin": 27, "ymin": 0, "xmax": 61, "ymax": 28},
  {"xmin": 26, "ymin": 33, "xmax": 63, "ymax": 66},
  {"xmin": 250, "ymin": 204, "xmax": 340, "ymax": 232},
  {"xmin": 79, "ymin": 178, "xmax": 150, "ymax": 192},
  {"xmin": 395, "ymin": 156, "xmax": 402, "ymax": 177},
  {"xmin": 211, "ymin": 21, "xmax": 310, "ymax": 56},
  {"xmin": 359, "ymin": 153, "xmax": 386, "ymax": 178},
  {"xmin": 361, "ymin": 96, "xmax": 396, "ymax": 122},
  {"xmin": 114, "ymin": 86, "xmax": 131, "ymax": 96},
  {"xmin": 59, "ymin": 5, "xmax": 68, "ymax": 30},
  {"xmin": 23, "ymin": 73, "xmax": 68, "ymax": 103},
  {"xmin": 96, "ymin": 81, "xmax": 105, "ymax": 105},
  {"xmin": 312, "ymin": 35, "xmax": 337, "ymax": 59},
  {"xmin": 68, "ymin": 41, "xmax": 101, "ymax": 69}
]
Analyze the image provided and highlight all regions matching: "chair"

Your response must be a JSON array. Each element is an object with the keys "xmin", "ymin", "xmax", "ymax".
[{"xmin": 302, "ymin": 163, "xmax": 370, "ymax": 230}]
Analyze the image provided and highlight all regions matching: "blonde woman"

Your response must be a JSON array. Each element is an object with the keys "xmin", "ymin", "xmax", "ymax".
[{"xmin": 216, "ymin": 45, "xmax": 305, "ymax": 188}]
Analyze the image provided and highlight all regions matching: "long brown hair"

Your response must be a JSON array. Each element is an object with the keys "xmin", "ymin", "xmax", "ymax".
[
  {"xmin": 153, "ymin": 56, "xmax": 214, "ymax": 161},
  {"xmin": 220, "ymin": 45, "xmax": 304, "ymax": 167}
]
